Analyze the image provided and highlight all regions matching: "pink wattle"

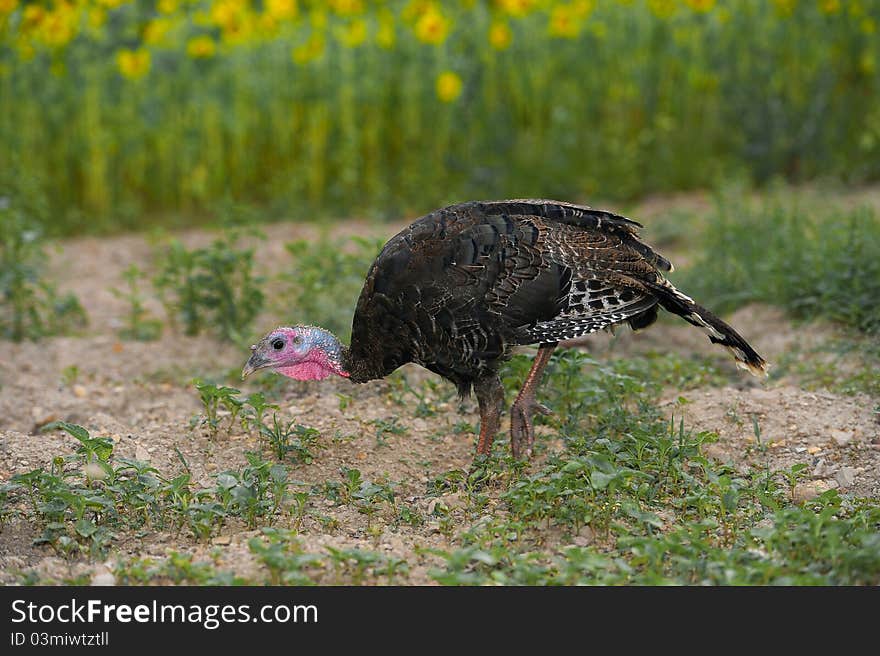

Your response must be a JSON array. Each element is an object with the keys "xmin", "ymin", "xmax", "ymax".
[
  {"xmin": 277, "ymin": 361, "xmax": 335, "ymax": 381},
  {"xmin": 276, "ymin": 350, "xmax": 349, "ymax": 381}
]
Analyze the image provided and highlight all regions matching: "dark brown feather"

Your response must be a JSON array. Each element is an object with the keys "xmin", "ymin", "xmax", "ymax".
[{"xmin": 342, "ymin": 198, "xmax": 765, "ymax": 394}]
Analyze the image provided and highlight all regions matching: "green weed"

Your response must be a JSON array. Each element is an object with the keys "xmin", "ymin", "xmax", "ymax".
[
  {"xmin": 325, "ymin": 547, "xmax": 408, "ymax": 586},
  {"xmin": 114, "ymin": 552, "xmax": 245, "ymax": 586},
  {"xmin": 192, "ymin": 380, "xmax": 244, "ymax": 437},
  {"xmin": 212, "ymin": 453, "xmax": 291, "ymax": 530},
  {"xmin": 247, "ymin": 529, "xmax": 409, "ymax": 586},
  {"xmin": 680, "ymin": 196, "xmax": 880, "ymax": 335},
  {"xmin": 0, "ymin": 184, "xmax": 87, "ymax": 341},
  {"xmin": 259, "ymin": 413, "xmax": 321, "ymax": 464},
  {"xmin": 248, "ymin": 529, "xmax": 324, "ymax": 586},
  {"xmin": 427, "ymin": 354, "xmax": 880, "ymax": 586},
  {"xmin": 370, "ymin": 416, "xmax": 407, "ymax": 448},
  {"xmin": 153, "ymin": 230, "xmax": 264, "ymax": 342},
  {"xmin": 5, "ymin": 423, "xmax": 300, "ymax": 553},
  {"xmin": 315, "ymin": 468, "xmax": 396, "ymax": 533},
  {"xmin": 110, "ymin": 264, "xmax": 162, "ymax": 341}
]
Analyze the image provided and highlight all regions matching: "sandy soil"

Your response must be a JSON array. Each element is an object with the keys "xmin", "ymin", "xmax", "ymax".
[{"xmin": 1, "ymin": 195, "xmax": 878, "ymax": 585}]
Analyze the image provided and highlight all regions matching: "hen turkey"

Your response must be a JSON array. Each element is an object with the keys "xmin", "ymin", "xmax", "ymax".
[{"xmin": 243, "ymin": 199, "xmax": 767, "ymax": 461}]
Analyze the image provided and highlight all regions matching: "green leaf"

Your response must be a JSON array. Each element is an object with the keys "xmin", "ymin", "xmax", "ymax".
[
  {"xmin": 590, "ymin": 470, "xmax": 617, "ymax": 490},
  {"xmin": 74, "ymin": 518, "xmax": 98, "ymax": 538},
  {"xmin": 269, "ymin": 464, "xmax": 288, "ymax": 483},
  {"xmin": 42, "ymin": 421, "xmax": 89, "ymax": 442},
  {"xmin": 562, "ymin": 459, "xmax": 586, "ymax": 474},
  {"xmin": 216, "ymin": 473, "xmax": 238, "ymax": 489},
  {"xmin": 470, "ymin": 550, "xmax": 498, "ymax": 567}
]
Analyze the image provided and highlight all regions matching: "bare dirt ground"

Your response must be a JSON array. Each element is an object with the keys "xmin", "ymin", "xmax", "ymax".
[{"xmin": 1, "ymin": 190, "xmax": 878, "ymax": 585}]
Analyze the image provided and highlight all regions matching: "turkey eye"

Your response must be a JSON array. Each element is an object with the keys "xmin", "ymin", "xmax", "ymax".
[{"xmin": 271, "ymin": 338, "xmax": 285, "ymax": 350}]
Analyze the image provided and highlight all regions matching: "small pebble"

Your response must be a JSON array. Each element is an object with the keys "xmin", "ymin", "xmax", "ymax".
[
  {"xmin": 791, "ymin": 481, "xmax": 828, "ymax": 503},
  {"xmin": 573, "ymin": 525, "xmax": 594, "ymax": 547},
  {"xmin": 835, "ymin": 467, "xmax": 857, "ymax": 488},
  {"xmin": 91, "ymin": 570, "xmax": 116, "ymax": 587},
  {"xmin": 830, "ymin": 429, "xmax": 854, "ymax": 446}
]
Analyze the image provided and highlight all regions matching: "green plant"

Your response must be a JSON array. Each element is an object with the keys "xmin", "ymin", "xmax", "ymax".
[
  {"xmin": 0, "ymin": 480, "xmax": 17, "ymax": 526},
  {"xmin": 242, "ymin": 392, "xmax": 280, "ymax": 433},
  {"xmin": 395, "ymin": 504, "xmax": 425, "ymax": 528},
  {"xmin": 0, "ymin": 186, "xmax": 87, "ymax": 341},
  {"xmin": 193, "ymin": 380, "xmax": 244, "ymax": 437},
  {"xmin": 422, "ymin": 351, "xmax": 880, "ymax": 586},
  {"xmin": 114, "ymin": 552, "xmax": 245, "ymax": 585},
  {"xmin": 43, "ymin": 421, "xmax": 114, "ymax": 477},
  {"xmin": 4, "ymin": 422, "xmax": 309, "ymax": 554},
  {"xmin": 324, "ymin": 547, "xmax": 407, "ymax": 586},
  {"xmin": 11, "ymin": 422, "xmax": 118, "ymax": 557},
  {"xmin": 213, "ymin": 453, "xmax": 291, "ymax": 530},
  {"xmin": 681, "ymin": 196, "xmax": 880, "ymax": 335},
  {"xmin": 153, "ymin": 230, "xmax": 264, "ymax": 342},
  {"xmin": 370, "ymin": 417, "xmax": 407, "ymax": 448},
  {"xmin": 289, "ymin": 490, "xmax": 311, "ymax": 531},
  {"xmin": 783, "ymin": 463, "xmax": 810, "ymax": 501},
  {"xmin": 110, "ymin": 264, "xmax": 162, "ymax": 340},
  {"xmin": 260, "ymin": 414, "xmax": 321, "ymax": 463},
  {"xmin": 60, "ymin": 365, "xmax": 80, "ymax": 387},
  {"xmin": 352, "ymin": 476, "xmax": 396, "ymax": 532},
  {"xmin": 426, "ymin": 469, "xmax": 467, "ymax": 495},
  {"xmin": 248, "ymin": 529, "xmax": 324, "ymax": 585}
]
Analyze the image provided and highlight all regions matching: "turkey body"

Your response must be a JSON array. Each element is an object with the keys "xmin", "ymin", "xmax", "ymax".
[{"xmin": 341, "ymin": 198, "xmax": 765, "ymax": 458}]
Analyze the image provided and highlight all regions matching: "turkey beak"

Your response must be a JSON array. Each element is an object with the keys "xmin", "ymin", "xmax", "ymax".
[{"xmin": 242, "ymin": 346, "xmax": 270, "ymax": 379}]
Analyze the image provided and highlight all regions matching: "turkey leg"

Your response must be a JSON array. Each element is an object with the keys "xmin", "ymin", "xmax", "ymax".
[
  {"xmin": 474, "ymin": 375, "xmax": 505, "ymax": 457},
  {"xmin": 510, "ymin": 344, "xmax": 556, "ymax": 459}
]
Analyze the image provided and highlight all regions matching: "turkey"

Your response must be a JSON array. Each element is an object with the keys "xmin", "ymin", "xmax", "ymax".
[{"xmin": 242, "ymin": 199, "xmax": 767, "ymax": 461}]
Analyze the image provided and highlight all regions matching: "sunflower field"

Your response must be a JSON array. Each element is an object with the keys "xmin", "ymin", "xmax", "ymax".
[{"xmin": 1, "ymin": 0, "xmax": 878, "ymax": 233}]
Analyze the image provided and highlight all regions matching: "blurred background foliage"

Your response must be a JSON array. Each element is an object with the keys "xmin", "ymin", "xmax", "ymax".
[{"xmin": 1, "ymin": 0, "xmax": 879, "ymax": 235}]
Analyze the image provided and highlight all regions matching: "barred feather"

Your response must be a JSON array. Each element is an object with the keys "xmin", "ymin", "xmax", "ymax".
[{"xmin": 646, "ymin": 280, "xmax": 769, "ymax": 377}]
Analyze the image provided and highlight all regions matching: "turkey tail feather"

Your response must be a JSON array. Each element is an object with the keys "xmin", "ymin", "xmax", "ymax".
[{"xmin": 650, "ymin": 281, "xmax": 769, "ymax": 377}]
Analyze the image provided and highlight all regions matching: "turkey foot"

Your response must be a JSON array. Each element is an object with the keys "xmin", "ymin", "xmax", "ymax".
[
  {"xmin": 508, "ymin": 343, "xmax": 557, "ymax": 460},
  {"xmin": 510, "ymin": 395, "xmax": 552, "ymax": 459}
]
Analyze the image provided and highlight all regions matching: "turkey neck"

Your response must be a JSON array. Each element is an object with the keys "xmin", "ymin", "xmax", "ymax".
[
  {"xmin": 338, "ymin": 341, "xmax": 384, "ymax": 384},
  {"xmin": 339, "ymin": 345, "xmax": 365, "ymax": 382}
]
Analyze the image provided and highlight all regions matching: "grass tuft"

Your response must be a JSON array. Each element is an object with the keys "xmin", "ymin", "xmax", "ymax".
[{"xmin": 679, "ymin": 195, "xmax": 880, "ymax": 335}]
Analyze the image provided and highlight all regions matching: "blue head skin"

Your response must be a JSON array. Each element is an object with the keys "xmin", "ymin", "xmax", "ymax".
[{"xmin": 242, "ymin": 325, "xmax": 349, "ymax": 381}]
